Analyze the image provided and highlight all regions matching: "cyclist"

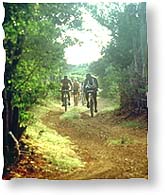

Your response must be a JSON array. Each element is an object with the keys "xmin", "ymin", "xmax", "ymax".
[
  {"xmin": 83, "ymin": 73, "xmax": 98, "ymax": 112},
  {"xmin": 61, "ymin": 76, "xmax": 72, "ymax": 106},
  {"xmin": 72, "ymin": 79, "xmax": 80, "ymax": 106},
  {"xmin": 80, "ymin": 81, "xmax": 85, "ymax": 105}
]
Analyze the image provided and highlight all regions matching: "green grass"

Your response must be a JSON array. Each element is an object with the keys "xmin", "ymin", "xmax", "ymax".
[
  {"xmin": 21, "ymin": 98, "xmax": 61, "ymax": 126},
  {"xmin": 33, "ymin": 99, "xmax": 61, "ymax": 116},
  {"xmin": 99, "ymin": 102, "xmax": 120, "ymax": 114},
  {"xmin": 23, "ymin": 100, "xmax": 85, "ymax": 172},
  {"xmin": 59, "ymin": 107, "xmax": 86, "ymax": 121},
  {"xmin": 100, "ymin": 105, "xmax": 119, "ymax": 113},
  {"xmin": 107, "ymin": 135, "xmax": 136, "ymax": 145},
  {"xmin": 120, "ymin": 121, "xmax": 146, "ymax": 129}
]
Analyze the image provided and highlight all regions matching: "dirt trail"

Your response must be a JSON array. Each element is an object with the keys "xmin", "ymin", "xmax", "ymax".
[
  {"xmin": 40, "ymin": 100, "xmax": 148, "ymax": 179},
  {"xmin": 4, "ymin": 99, "xmax": 148, "ymax": 180}
]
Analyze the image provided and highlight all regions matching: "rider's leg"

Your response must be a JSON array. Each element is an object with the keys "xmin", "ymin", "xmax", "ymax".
[
  {"xmin": 85, "ymin": 92, "xmax": 89, "ymax": 108},
  {"xmin": 61, "ymin": 91, "xmax": 64, "ymax": 106},
  {"xmin": 67, "ymin": 91, "xmax": 70, "ymax": 105},
  {"xmin": 94, "ymin": 92, "xmax": 98, "ymax": 112}
]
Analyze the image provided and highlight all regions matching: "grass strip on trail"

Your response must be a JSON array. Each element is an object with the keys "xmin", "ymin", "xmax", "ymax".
[
  {"xmin": 59, "ymin": 107, "xmax": 86, "ymax": 121},
  {"xmin": 23, "ymin": 100, "xmax": 85, "ymax": 172}
]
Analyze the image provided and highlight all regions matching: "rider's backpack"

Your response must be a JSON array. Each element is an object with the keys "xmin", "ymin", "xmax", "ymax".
[{"xmin": 86, "ymin": 78, "xmax": 97, "ymax": 89}]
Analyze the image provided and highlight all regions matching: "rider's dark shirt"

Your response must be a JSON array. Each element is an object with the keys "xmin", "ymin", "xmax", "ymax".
[
  {"xmin": 84, "ymin": 77, "xmax": 98, "ymax": 91},
  {"xmin": 61, "ymin": 78, "xmax": 72, "ymax": 89}
]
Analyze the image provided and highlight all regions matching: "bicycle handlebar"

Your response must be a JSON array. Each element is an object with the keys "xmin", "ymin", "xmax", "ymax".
[{"xmin": 87, "ymin": 89, "xmax": 95, "ymax": 93}]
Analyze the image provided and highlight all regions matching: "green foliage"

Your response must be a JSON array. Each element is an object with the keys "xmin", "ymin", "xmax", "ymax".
[
  {"xmin": 60, "ymin": 107, "xmax": 82, "ymax": 121},
  {"xmin": 120, "ymin": 121, "xmax": 146, "ymax": 129},
  {"xmin": 24, "ymin": 102, "xmax": 85, "ymax": 172},
  {"xmin": 90, "ymin": 60, "xmax": 120, "ymax": 100},
  {"xmin": 87, "ymin": 2, "xmax": 148, "ymax": 111},
  {"xmin": 63, "ymin": 64, "xmax": 89, "ymax": 82},
  {"xmin": 3, "ymin": 3, "xmax": 83, "ymax": 125},
  {"xmin": 26, "ymin": 122, "xmax": 84, "ymax": 172},
  {"xmin": 100, "ymin": 103, "xmax": 119, "ymax": 114},
  {"xmin": 107, "ymin": 135, "xmax": 135, "ymax": 145}
]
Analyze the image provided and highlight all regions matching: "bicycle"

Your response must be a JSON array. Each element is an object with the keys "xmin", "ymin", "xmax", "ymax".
[
  {"xmin": 87, "ymin": 89, "xmax": 96, "ymax": 117},
  {"xmin": 61, "ymin": 89, "xmax": 71, "ymax": 112}
]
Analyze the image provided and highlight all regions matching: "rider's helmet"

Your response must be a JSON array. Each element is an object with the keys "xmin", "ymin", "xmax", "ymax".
[{"xmin": 86, "ymin": 73, "xmax": 91, "ymax": 79}]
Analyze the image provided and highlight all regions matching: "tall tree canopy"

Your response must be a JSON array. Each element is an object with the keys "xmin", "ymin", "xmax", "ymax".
[
  {"xmin": 3, "ymin": 3, "xmax": 83, "ymax": 124},
  {"xmin": 87, "ymin": 2, "xmax": 148, "ymax": 111},
  {"xmin": 2, "ymin": 3, "xmax": 83, "ymax": 166}
]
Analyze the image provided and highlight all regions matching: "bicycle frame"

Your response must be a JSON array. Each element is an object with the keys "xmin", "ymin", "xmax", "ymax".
[
  {"xmin": 87, "ymin": 89, "xmax": 95, "ymax": 117},
  {"xmin": 62, "ymin": 89, "xmax": 70, "ymax": 112}
]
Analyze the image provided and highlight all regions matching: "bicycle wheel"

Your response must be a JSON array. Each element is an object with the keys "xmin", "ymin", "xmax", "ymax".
[{"xmin": 90, "ymin": 97, "xmax": 94, "ymax": 117}]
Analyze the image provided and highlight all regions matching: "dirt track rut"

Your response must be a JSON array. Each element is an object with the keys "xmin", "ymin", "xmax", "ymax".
[{"xmin": 41, "ymin": 107, "xmax": 148, "ymax": 179}]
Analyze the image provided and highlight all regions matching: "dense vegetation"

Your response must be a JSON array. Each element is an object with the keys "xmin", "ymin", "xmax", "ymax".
[
  {"xmin": 58, "ymin": 3, "xmax": 148, "ymax": 112},
  {"xmin": 88, "ymin": 3, "xmax": 147, "ymax": 111},
  {"xmin": 2, "ymin": 3, "xmax": 83, "ymax": 169},
  {"xmin": 2, "ymin": 2, "xmax": 147, "ymax": 172},
  {"xmin": 3, "ymin": 3, "xmax": 83, "ymax": 124}
]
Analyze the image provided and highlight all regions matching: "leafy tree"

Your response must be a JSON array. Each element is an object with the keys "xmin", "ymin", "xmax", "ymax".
[
  {"xmin": 2, "ymin": 3, "xmax": 83, "ymax": 168},
  {"xmin": 88, "ymin": 2, "xmax": 147, "ymax": 112}
]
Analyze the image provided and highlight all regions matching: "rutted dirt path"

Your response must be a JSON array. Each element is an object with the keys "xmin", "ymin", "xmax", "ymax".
[
  {"xmin": 4, "ymin": 99, "xmax": 148, "ymax": 180},
  {"xmin": 40, "ymin": 106, "xmax": 148, "ymax": 179}
]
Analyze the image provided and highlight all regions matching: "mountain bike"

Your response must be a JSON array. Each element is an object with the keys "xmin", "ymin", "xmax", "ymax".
[
  {"xmin": 62, "ymin": 89, "xmax": 71, "ymax": 112},
  {"xmin": 87, "ymin": 89, "xmax": 95, "ymax": 117}
]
